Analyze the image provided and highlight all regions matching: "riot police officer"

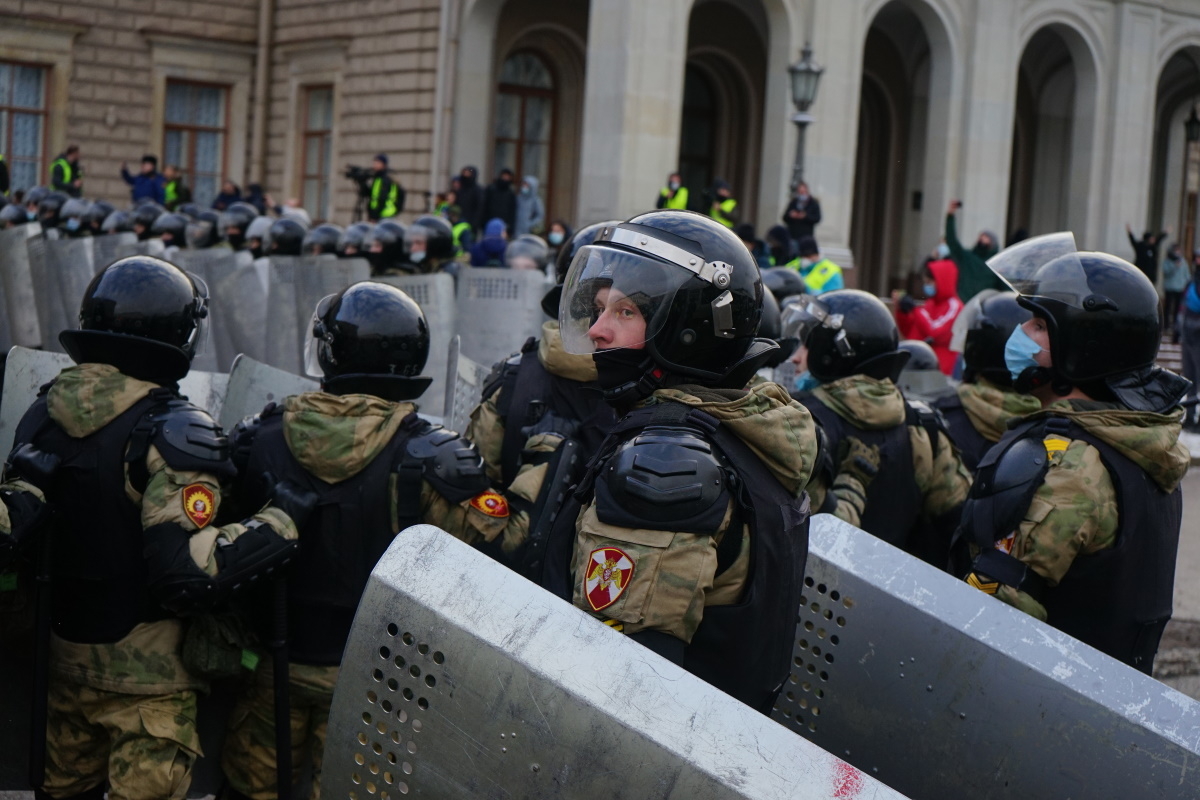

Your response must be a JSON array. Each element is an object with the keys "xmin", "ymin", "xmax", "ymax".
[
  {"xmin": 58, "ymin": 198, "xmax": 91, "ymax": 237},
  {"xmin": 338, "ymin": 222, "xmax": 373, "ymax": 258},
  {"xmin": 402, "ymin": 214, "xmax": 457, "ymax": 273},
  {"xmin": 244, "ymin": 216, "xmax": 272, "ymax": 259},
  {"xmin": 364, "ymin": 219, "xmax": 406, "ymax": 275},
  {"xmin": 540, "ymin": 210, "xmax": 816, "ymax": 713},
  {"xmin": 302, "ymin": 223, "xmax": 343, "ymax": 255},
  {"xmin": 465, "ymin": 221, "xmax": 621, "ymax": 570},
  {"xmin": 150, "ymin": 212, "xmax": 188, "ymax": 250},
  {"xmin": 131, "ymin": 202, "xmax": 165, "ymax": 241},
  {"xmin": 185, "ymin": 210, "xmax": 225, "ymax": 249},
  {"xmin": 932, "ymin": 291, "xmax": 1040, "ymax": 471},
  {"xmin": 37, "ymin": 191, "xmax": 68, "ymax": 234},
  {"xmin": 784, "ymin": 290, "xmax": 971, "ymax": 563},
  {"xmin": 221, "ymin": 203, "xmax": 258, "ymax": 251},
  {"xmin": 957, "ymin": 233, "xmax": 1191, "ymax": 673},
  {"xmin": 220, "ymin": 282, "xmax": 508, "ymax": 799},
  {"xmin": 81, "ymin": 200, "xmax": 114, "ymax": 237},
  {"xmin": 267, "ymin": 218, "xmax": 306, "ymax": 256},
  {"xmin": 0, "ymin": 256, "xmax": 305, "ymax": 800}
]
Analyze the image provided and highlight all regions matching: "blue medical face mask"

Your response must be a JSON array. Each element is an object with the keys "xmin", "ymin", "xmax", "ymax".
[
  {"xmin": 923, "ymin": 282, "xmax": 937, "ymax": 297},
  {"xmin": 66, "ymin": 217, "xmax": 81, "ymax": 231},
  {"xmin": 936, "ymin": 242, "xmax": 951, "ymax": 259},
  {"xmin": 793, "ymin": 370, "xmax": 821, "ymax": 393},
  {"xmin": 27, "ymin": 210, "xmax": 37, "ymax": 221},
  {"xmin": 548, "ymin": 231, "xmax": 564, "ymax": 246},
  {"xmin": 1005, "ymin": 324, "xmax": 1046, "ymax": 382}
]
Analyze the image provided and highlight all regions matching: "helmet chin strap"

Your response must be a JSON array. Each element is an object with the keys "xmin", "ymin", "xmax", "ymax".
[
  {"xmin": 593, "ymin": 350, "xmax": 666, "ymax": 407},
  {"xmin": 1013, "ymin": 365, "xmax": 1056, "ymax": 395}
]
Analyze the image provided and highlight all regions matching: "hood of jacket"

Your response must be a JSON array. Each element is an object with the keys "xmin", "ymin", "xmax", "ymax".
[
  {"xmin": 521, "ymin": 175, "xmax": 539, "ymax": 196},
  {"xmin": 957, "ymin": 380, "xmax": 1041, "ymax": 442},
  {"xmin": 47, "ymin": 363, "xmax": 161, "ymax": 438},
  {"xmin": 972, "ymin": 231, "xmax": 999, "ymax": 260},
  {"xmin": 1033, "ymin": 400, "xmax": 1190, "ymax": 493},
  {"xmin": 538, "ymin": 321, "xmax": 597, "ymax": 382},
  {"xmin": 282, "ymin": 392, "xmax": 415, "ymax": 484},
  {"xmin": 648, "ymin": 382, "xmax": 817, "ymax": 496},
  {"xmin": 926, "ymin": 258, "xmax": 959, "ymax": 302},
  {"xmin": 813, "ymin": 375, "xmax": 908, "ymax": 430}
]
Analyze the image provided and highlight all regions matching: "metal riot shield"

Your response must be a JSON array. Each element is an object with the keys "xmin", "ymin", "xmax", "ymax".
[
  {"xmin": 218, "ymin": 354, "xmax": 318, "ymax": 431},
  {"xmin": 133, "ymin": 238, "xmax": 166, "ymax": 257},
  {"xmin": 0, "ymin": 347, "xmax": 227, "ymax": 459},
  {"xmin": 895, "ymin": 369, "xmax": 956, "ymax": 402},
  {"xmin": 218, "ymin": 252, "xmax": 269, "ymax": 364},
  {"xmin": 443, "ymin": 335, "xmax": 491, "ymax": 435},
  {"xmin": 27, "ymin": 237, "xmax": 95, "ymax": 354},
  {"xmin": 0, "ymin": 225, "xmax": 43, "ymax": 349},
  {"xmin": 772, "ymin": 514, "xmax": 1200, "ymax": 799},
  {"xmin": 373, "ymin": 272, "xmax": 456, "ymax": 418},
  {"xmin": 454, "ymin": 267, "xmax": 549, "ymax": 371},
  {"xmin": 263, "ymin": 255, "xmax": 369, "ymax": 375},
  {"xmin": 321, "ymin": 525, "xmax": 910, "ymax": 800},
  {"xmin": 91, "ymin": 232, "xmax": 140, "ymax": 272},
  {"xmin": 170, "ymin": 248, "xmax": 242, "ymax": 372}
]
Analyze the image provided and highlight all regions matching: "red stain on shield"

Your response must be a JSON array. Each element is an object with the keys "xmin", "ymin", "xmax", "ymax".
[{"xmin": 833, "ymin": 762, "xmax": 865, "ymax": 798}]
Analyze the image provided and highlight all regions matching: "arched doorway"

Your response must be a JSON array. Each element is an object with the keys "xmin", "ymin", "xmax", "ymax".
[
  {"xmin": 1006, "ymin": 25, "xmax": 1099, "ymax": 240},
  {"xmin": 849, "ymin": 0, "xmax": 955, "ymax": 296},
  {"xmin": 678, "ymin": 0, "xmax": 767, "ymax": 223},
  {"xmin": 1148, "ymin": 47, "xmax": 1200, "ymax": 256},
  {"xmin": 493, "ymin": 50, "xmax": 556, "ymax": 216}
]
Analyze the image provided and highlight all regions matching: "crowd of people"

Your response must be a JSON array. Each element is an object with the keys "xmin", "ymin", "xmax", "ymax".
[{"xmin": 0, "ymin": 148, "xmax": 1192, "ymax": 799}]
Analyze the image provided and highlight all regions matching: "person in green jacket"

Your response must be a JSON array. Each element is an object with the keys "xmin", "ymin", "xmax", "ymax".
[
  {"xmin": 945, "ymin": 200, "xmax": 1004, "ymax": 301},
  {"xmin": 49, "ymin": 145, "xmax": 82, "ymax": 198}
]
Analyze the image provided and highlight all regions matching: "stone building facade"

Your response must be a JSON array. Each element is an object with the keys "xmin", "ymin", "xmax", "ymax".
[{"xmin": 3, "ymin": 0, "xmax": 1200, "ymax": 291}]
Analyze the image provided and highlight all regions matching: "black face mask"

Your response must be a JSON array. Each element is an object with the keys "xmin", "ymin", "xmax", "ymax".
[
  {"xmin": 497, "ymin": 178, "xmax": 512, "ymax": 190},
  {"xmin": 227, "ymin": 231, "xmax": 246, "ymax": 250},
  {"xmin": 249, "ymin": 242, "xmax": 263, "ymax": 259},
  {"xmin": 593, "ymin": 349, "xmax": 663, "ymax": 408}
]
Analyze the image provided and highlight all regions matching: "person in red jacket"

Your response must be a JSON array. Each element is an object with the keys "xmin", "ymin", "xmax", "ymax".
[{"xmin": 893, "ymin": 257, "xmax": 963, "ymax": 375}]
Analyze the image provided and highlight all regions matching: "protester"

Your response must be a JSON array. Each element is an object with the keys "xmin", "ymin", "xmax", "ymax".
[
  {"xmin": 457, "ymin": 165, "xmax": 485, "ymax": 233},
  {"xmin": 782, "ymin": 181, "xmax": 821, "ymax": 243},
  {"xmin": 120, "ymin": 155, "xmax": 165, "ymax": 205},
  {"xmin": 470, "ymin": 217, "xmax": 509, "ymax": 266},
  {"xmin": 1163, "ymin": 243, "xmax": 1189, "ymax": 341},
  {"xmin": 766, "ymin": 224, "xmax": 798, "ymax": 267},
  {"xmin": 893, "ymin": 257, "xmax": 963, "ymax": 375},
  {"xmin": 212, "ymin": 180, "xmax": 241, "ymax": 211},
  {"xmin": 482, "ymin": 168, "xmax": 517, "ymax": 232},
  {"xmin": 1126, "ymin": 223, "xmax": 1168, "ymax": 284},
  {"xmin": 514, "ymin": 175, "xmax": 544, "ymax": 235},
  {"xmin": 1182, "ymin": 250, "xmax": 1200, "ymax": 431},
  {"xmin": 945, "ymin": 199, "xmax": 1004, "ymax": 301}
]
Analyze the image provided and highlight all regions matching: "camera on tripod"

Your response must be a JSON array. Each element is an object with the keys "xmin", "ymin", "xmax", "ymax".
[{"xmin": 345, "ymin": 165, "xmax": 374, "ymax": 185}]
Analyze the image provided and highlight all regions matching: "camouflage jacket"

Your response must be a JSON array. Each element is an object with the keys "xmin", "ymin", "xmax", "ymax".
[
  {"xmin": 956, "ymin": 380, "xmax": 1041, "ymax": 443},
  {"xmin": 569, "ymin": 382, "xmax": 818, "ymax": 643},
  {"xmin": 1, "ymin": 363, "xmax": 299, "ymax": 694},
  {"xmin": 807, "ymin": 374, "xmax": 972, "ymax": 526},
  {"xmin": 988, "ymin": 400, "xmax": 1190, "ymax": 621}
]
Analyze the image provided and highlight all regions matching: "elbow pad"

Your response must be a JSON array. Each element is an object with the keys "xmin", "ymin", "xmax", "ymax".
[{"xmin": 212, "ymin": 522, "xmax": 298, "ymax": 598}]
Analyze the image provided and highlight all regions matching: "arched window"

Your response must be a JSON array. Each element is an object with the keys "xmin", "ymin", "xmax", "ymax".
[
  {"xmin": 679, "ymin": 65, "xmax": 716, "ymax": 201},
  {"xmin": 494, "ymin": 51, "xmax": 555, "ymax": 200}
]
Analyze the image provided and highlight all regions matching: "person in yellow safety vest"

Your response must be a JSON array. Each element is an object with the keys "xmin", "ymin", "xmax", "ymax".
[
  {"xmin": 49, "ymin": 145, "xmax": 82, "ymax": 198},
  {"xmin": 367, "ymin": 153, "xmax": 404, "ymax": 221},
  {"xmin": 446, "ymin": 204, "xmax": 474, "ymax": 254},
  {"xmin": 792, "ymin": 235, "xmax": 844, "ymax": 295},
  {"xmin": 161, "ymin": 164, "xmax": 191, "ymax": 211},
  {"xmin": 709, "ymin": 179, "xmax": 739, "ymax": 228},
  {"xmin": 656, "ymin": 172, "xmax": 689, "ymax": 210}
]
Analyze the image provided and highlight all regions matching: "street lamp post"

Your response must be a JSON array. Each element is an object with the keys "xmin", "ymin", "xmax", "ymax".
[
  {"xmin": 788, "ymin": 43, "xmax": 824, "ymax": 191},
  {"xmin": 1184, "ymin": 106, "xmax": 1200, "ymax": 258}
]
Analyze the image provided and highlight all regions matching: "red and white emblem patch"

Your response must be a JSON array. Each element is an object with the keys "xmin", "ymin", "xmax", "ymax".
[
  {"xmin": 584, "ymin": 547, "xmax": 634, "ymax": 611},
  {"xmin": 469, "ymin": 490, "xmax": 510, "ymax": 518},
  {"xmin": 182, "ymin": 484, "xmax": 215, "ymax": 528}
]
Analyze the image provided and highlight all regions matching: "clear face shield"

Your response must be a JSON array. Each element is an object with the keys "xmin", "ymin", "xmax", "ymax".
[
  {"xmin": 506, "ymin": 236, "xmax": 549, "ymax": 271},
  {"xmin": 985, "ymin": 232, "xmax": 1078, "ymax": 296},
  {"xmin": 186, "ymin": 219, "xmax": 215, "ymax": 249},
  {"xmin": 185, "ymin": 272, "xmax": 211, "ymax": 358},
  {"xmin": 304, "ymin": 293, "xmax": 337, "ymax": 378},
  {"xmin": 780, "ymin": 295, "xmax": 856, "ymax": 358}
]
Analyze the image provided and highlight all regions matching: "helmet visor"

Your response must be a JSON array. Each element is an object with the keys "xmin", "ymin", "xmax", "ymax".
[
  {"xmin": 505, "ymin": 237, "xmax": 549, "ymax": 271},
  {"xmin": 186, "ymin": 220, "xmax": 215, "ymax": 249},
  {"xmin": 185, "ymin": 272, "xmax": 210, "ymax": 358},
  {"xmin": 780, "ymin": 295, "xmax": 856, "ymax": 357},
  {"xmin": 304, "ymin": 293, "xmax": 337, "ymax": 378},
  {"xmin": 986, "ymin": 232, "xmax": 1077, "ymax": 295},
  {"xmin": 558, "ymin": 245, "xmax": 691, "ymax": 355}
]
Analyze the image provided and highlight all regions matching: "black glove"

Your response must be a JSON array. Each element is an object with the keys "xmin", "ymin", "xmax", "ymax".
[
  {"xmin": 263, "ymin": 472, "xmax": 319, "ymax": 530},
  {"xmin": 898, "ymin": 295, "xmax": 916, "ymax": 314},
  {"xmin": 6, "ymin": 444, "xmax": 61, "ymax": 493},
  {"xmin": 520, "ymin": 410, "xmax": 580, "ymax": 441}
]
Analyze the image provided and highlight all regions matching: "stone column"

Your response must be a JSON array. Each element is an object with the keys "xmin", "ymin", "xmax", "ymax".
[{"xmin": 575, "ymin": 0, "xmax": 690, "ymax": 223}]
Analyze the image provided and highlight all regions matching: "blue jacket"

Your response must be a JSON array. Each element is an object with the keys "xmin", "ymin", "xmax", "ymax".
[
  {"xmin": 469, "ymin": 236, "xmax": 509, "ymax": 267},
  {"xmin": 121, "ymin": 167, "xmax": 165, "ymax": 204}
]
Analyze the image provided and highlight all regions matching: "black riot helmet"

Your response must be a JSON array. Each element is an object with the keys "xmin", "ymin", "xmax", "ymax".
[
  {"xmin": 82, "ymin": 200, "xmax": 115, "ymax": 234},
  {"xmin": 542, "ymin": 219, "xmax": 622, "ymax": 317},
  {"xmin": 304, "ymin": 281, "xmax": 432, "ymax": 401},
  {"xmin": 24, "ymin": 186, "xmax": 48, "ymax": 210},
  {"xmin": 759, "ymin": 285, "xmax": 782, "ymax": 340},
  {"xmin": 339, "ymin": 222, "xmax": 374, "ymax": 257},
  {"xmin": 151, "ymin": 212, "xmax": 188, "ymax": 247},
  {"xmin": 221, "ymin": 203, "xmax": 257, "ymax": 249},
  {"xmin": 989, "ymin": 232, "xmax": 1187, "ymax": 410},
  {"xmin": 59, "ymin": 198, "xmax": 91, "ymax": 237},
  {"xmin": 0, "ymin": 203, "xmax": 27, "ymax": 228},
  {"xmin": 559, "ymin": 210, "xmax": 775, "ymax": 403},
  {"xmin": 132, "ymin": 202, "xmax": 166, "ymax": 240},
  {"xmin": 268, "ymin": 218, "xmax": 307, "ymax": 256},
  {"xmin": 960, "ymin": 291, "xmax": 1031, "ymax": 388},
  {"xmin": 365, "ymin": 220, "xmax": 406, "ymax": 273},
  {"xmin": 782, "ymin": 290, "xmax": 907, "ymax": 383},
  {"xmin": 184, "ymin": 210, "xmax": 223, "ymax": 249},
  {"xmin": 59, "ymin": 256, "xmax": 209, "ymax": 383},
  {"xmin": 505, "ymin": 234, "xmax": 549, "ymax": 272},
  {"xmin": 38, "ymin": 191, "xmax": 68, "ymax": 229},
  {"xmin": 761, "ymin": 267, "xmax": 807, "ymax": 304},
  {"xmin": 898, "ymin": 339, "xmax": 939, "ymax": 371},
  {"xmin": 303, "ymin": 224, "xmax": 343, "ymax": 255},
  {"xmin": 405, "ymin": 215, "xmax": 455, "ymax": 266},
  {"xmin": 101, "ymin": 209, "xmax": 134, "ymax": 234},
  {"xmin": 177, "ymin": 202, "xmax": 201, "ymax": 219}
]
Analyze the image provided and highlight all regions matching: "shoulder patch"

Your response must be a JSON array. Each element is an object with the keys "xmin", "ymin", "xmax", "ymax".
[
  {"xmin": 584, "ymin": 547, "xmax": 634, "ymax": 611},
  {"xmin": 1043, "ymin": 435, "xmax": 1069, "ymax": 466},
  {"xmin": 469, "ymin": 490, "xmax": 509, "ymax": 518},
  {"xmin": 182, "ymin": 483, "xmax": 215, "ymax": 527}
]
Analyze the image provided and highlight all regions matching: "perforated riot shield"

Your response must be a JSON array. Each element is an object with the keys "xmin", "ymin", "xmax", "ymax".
[
  {"xmin": 133, "ymin": 238, "xmax": 166, "ymax": 257},
  {"xmin": 170, "ymin": 248, "xmax": 242, "ymax": 372},
  {"xmin": 443, "ymin": 335, "xmax": 490, "ymax": 435},
  {"xmin": 773, "ymin": 514, "xmax": 1200, "ymax": 798},
  {"xmin": 91, "ymin": 232, "xmax": 139, "ymax": 271},
  {"xmin": 0, "ymin": 225, "xmax": 42, "ymax": 350},
  {"xmin": 263, "ymin": 255, "xmax": 369, "ymax": 374},
  {"xmin": 321, "ymin": 525, "xmax": 909, "ymax": 800},
  {"xmin": 454, "ymin": 267, "xmax": 549, "ymax": 372},
  {"xmin": 218, "ymin": 354, "xmax": 318, "ymax": 431},
  {"xmin": 27, "ymin": 237, "xmax": 96, "ymax": 354},
  {"xmin": 0, "ymin": 346, "xmax": 227, "ymax": 459},
  {"xmin": 374, "ymin": 272, "xmax": 456, "ymax": 418}
]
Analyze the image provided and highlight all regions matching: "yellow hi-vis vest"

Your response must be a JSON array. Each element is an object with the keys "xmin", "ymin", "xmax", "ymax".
[
  {"xmin": 659, "ymin": 186, "xmax": 689, "ymax": 210},
  {"xmin": 710, "ymin": 197, "xmax": 737, "ymax": 228}
]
